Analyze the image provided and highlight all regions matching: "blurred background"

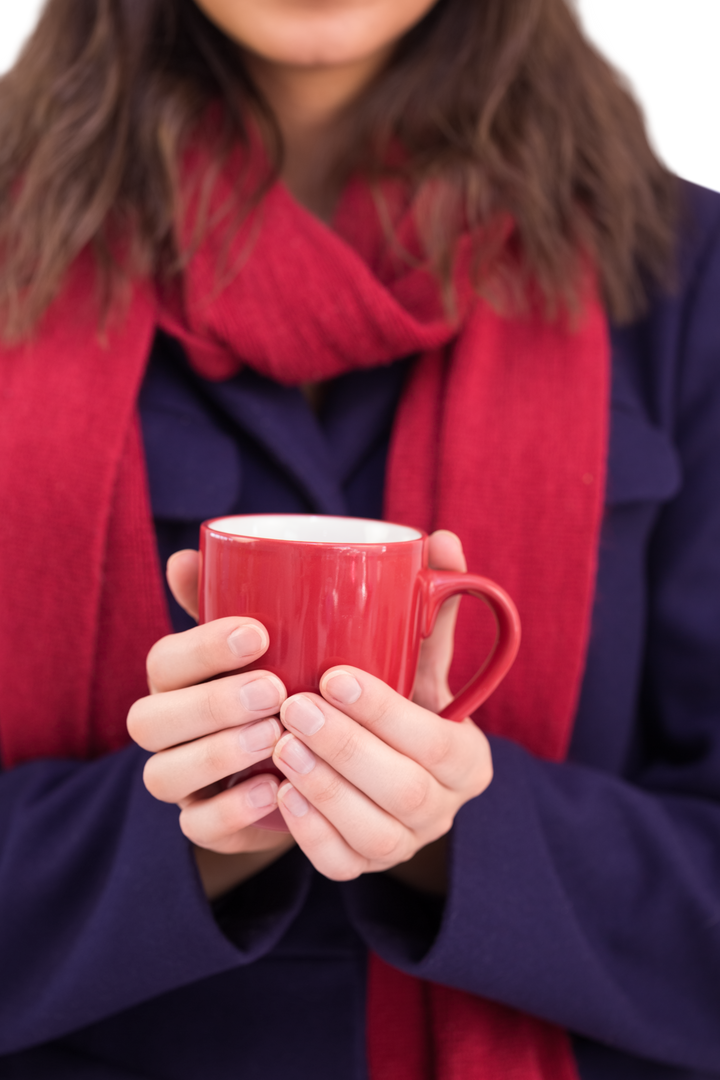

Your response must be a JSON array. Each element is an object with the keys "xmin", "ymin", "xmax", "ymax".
[{"xmin": 1, "ymin": 0, "xmax": 718, "ymax": 193}]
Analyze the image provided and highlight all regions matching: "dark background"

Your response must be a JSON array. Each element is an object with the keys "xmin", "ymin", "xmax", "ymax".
[{"xmin": 0, "ymin": 1, "xmax": 716, "ymax": 187}]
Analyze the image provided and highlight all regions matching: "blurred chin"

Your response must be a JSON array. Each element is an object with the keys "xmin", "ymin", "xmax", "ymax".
[
  {"xmin": 225, "ymin": 14, "xmax": 399, "ymax": 69},
  {"xmin": 194, "ymin": 0, "xmax": 437, "ymax": 69}
]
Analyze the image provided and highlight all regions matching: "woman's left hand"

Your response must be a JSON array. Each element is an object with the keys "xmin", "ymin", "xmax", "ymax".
[{"xmin": 272, "ymin": 531, "xmax": 494, "ymax": 894}]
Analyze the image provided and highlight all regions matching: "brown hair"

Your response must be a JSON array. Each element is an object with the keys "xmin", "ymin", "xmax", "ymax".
[{"xmin": 0, "ymin": 0, "xmax": 677, "ymax": 339}]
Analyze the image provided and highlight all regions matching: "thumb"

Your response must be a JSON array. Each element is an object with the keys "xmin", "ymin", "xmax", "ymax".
[
  {"xmin": 427, "ymin": 529, "xmax": 467, "ymax": 573},
  {"xmin": 167, "ymin": 549, "xmax": 200, "ymax": 622}
]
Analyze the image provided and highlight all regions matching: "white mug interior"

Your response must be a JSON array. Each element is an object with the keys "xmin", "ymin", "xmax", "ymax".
[{"xmin": 207, "ymin": 514, "xmax": 422, "ymax": 545}]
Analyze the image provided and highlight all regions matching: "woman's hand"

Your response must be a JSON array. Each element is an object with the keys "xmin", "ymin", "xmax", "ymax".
[
  {"xmin": 270, "ymin": 531, "xmax": 493, "ymax": 895},
  {"xmin": 127, "ymin": 550, "xmax": 293, "ymax": 900},
  {"xmin": 271, "ymin": 671, "xmax": 492, "ymax": 896},
  {"xmin": 129, "ymin": 533, "xmax": 492, "ymax": 899}
]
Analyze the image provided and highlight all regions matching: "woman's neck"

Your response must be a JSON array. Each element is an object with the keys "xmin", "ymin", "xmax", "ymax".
[
  {"xmin": 242, "ymin": 52, "xmax": 392, "ymax": 409},
  {"xmin": 243, "ymin": 50, "xmax": 389, "ymax": 220}
]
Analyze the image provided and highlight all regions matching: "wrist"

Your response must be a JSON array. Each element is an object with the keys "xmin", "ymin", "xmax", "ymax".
[
  {"xmin": 194, "ymin": 837, "xmax": 296, "ymax": 901},
  {"xmin": 385, "ymin": 835, "xmax": 449, "ymax": 896}
]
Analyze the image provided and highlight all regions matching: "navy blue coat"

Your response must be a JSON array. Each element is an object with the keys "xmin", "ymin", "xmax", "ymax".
[{"xmin": 1, "ymin": 181, "xmax": 719, "ymax": 1079}]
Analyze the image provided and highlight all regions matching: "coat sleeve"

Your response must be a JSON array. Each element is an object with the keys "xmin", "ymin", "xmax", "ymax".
[
  {"xmin": 343, "ymin": 186, "xmax": 720, "ymax": 1076},
  {"xmin": 0, "ymin": 744, "xmax": 311, "ymax": 1054}
]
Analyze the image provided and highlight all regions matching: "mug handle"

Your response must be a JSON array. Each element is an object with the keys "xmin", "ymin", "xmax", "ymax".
[{"xmin": 418, "ymin": 570, "xmax": 522, "ymax": 722}]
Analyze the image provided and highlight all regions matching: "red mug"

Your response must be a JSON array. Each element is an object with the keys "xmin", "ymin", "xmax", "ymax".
[{"xmin": 199, "ymin": 514, "xmax": 521, "ymax": 827}]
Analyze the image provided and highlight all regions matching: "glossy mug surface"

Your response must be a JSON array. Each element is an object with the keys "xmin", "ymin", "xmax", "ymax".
[{"xmin": 200, "ymin": 514, "xmax": 521, "ymax": 828}]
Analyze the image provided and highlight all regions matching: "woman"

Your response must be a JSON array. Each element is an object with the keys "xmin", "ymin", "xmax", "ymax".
[{"xmin": 0, "ymin": 1, "xmax": 718, "ymax": 1077}]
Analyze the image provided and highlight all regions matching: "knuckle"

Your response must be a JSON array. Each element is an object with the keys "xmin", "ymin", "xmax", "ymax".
[
  {"xmin": 194, "ymin": 631, "xmax": 222, "ymax": 676},
  {"xmin": 366, "ymin": 822, "xmax": 407, "ymax": 862},
  {"xmin": 199, "ymin": 735, "xmax": 233, "ymax": 782},
  {"xmin": 331, "ymin": 728, "xmax": 361, "ymax": 769},
  {"xmin": 394, "ymin": 771, "xmax": 432, "ymax": 819},
  {"xmin": 362, "ymin": 694, "xmax": 396, "ymax": 735},
  {"xmin": 424, "ymin": 813, "xmax": 454, "ymax": 843},
  {"xmin": 145, "ymin": 635, "xmax": 174, "ymax": 691},
  {"xmin": 324, "ymin": 857, "xmax": 364, "ymax": 883},
  {"xmin": 178, "ymin": 806, "xmax": 205, "ymax": 845},
  {"xmin": 126, "ymin": 698, "xmax": 152, "ymax": 748},
  {"xmin": 195, "ymin": 794, "xmax": 243, "ymax": 842},
  {"xmin": 142, "ymin": 755, "xmax": 172, "ymax": 802},
  {"xmin": 375, "ymin": 695, "xmax": 398, "ymax": 729},
  {"xmin": 182, "ymin": 794, "xmax": 241, "ymax": 845},
  {"xmin": 312, "ymin": 772, "xmax": 346, "ymax": 808},
  {"xmin": 423, "ymin": 725, "xmax": 454, "ymax": 770},
  {"xmin": 201, "ymin": 680, "xmax": 232, "ymax": 734},
  {"xmin": 213, "ymin": 792, "xmax": 246, "ymax": 834},
  {"xmin": 458, "ymin": 725, "xmax": 493, "ymax": 798},
  {"xmin": 468, "ymin": 769, "xmax": 490, "ymax": 801}
]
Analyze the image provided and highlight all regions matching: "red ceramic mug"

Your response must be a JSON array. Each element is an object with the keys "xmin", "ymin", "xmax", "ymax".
[{"xmin": 199, "ymin": 514, "xmax": 521, "ymax": 827}]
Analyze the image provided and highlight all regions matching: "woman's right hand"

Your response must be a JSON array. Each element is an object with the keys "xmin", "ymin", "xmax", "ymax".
[{"xmin": 127, "ymin": 551, "xmax": 295, "ymax": 900}]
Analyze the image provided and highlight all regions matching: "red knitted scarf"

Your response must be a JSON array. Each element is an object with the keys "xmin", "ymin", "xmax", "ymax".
[{"xmin": 0, "ymin": 160, "xmax": 609, "ymax": 1079}]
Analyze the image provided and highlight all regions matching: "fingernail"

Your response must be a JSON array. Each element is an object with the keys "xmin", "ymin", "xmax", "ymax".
[
  {"xmin": 228, "ymin": 625, "xmax": 267, "ymax": 661},
  {"xmin": 276, "ymin": 733, "xmax": 316, "ymax": 775},
  {"xmin": 279, "ymin": 784, "xmax": 309, "ymax": 817},
  {"xmin": 282, "ymin": 696, "xmax": 325, "ymax": 736},
  {"xmin": 323, "ymin": 671, "xmax": 362, "ymax": 705},
  {"xmin": 247, "ymin": 781, "xmax": 278, "ymax": 809},
  {"xmin": 239, "ymin": 677, "xmax": 282, "ymax": 712},
  {"xmin": 238, "ymin": 718, "xmax": 281, "ymax": 754}
]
